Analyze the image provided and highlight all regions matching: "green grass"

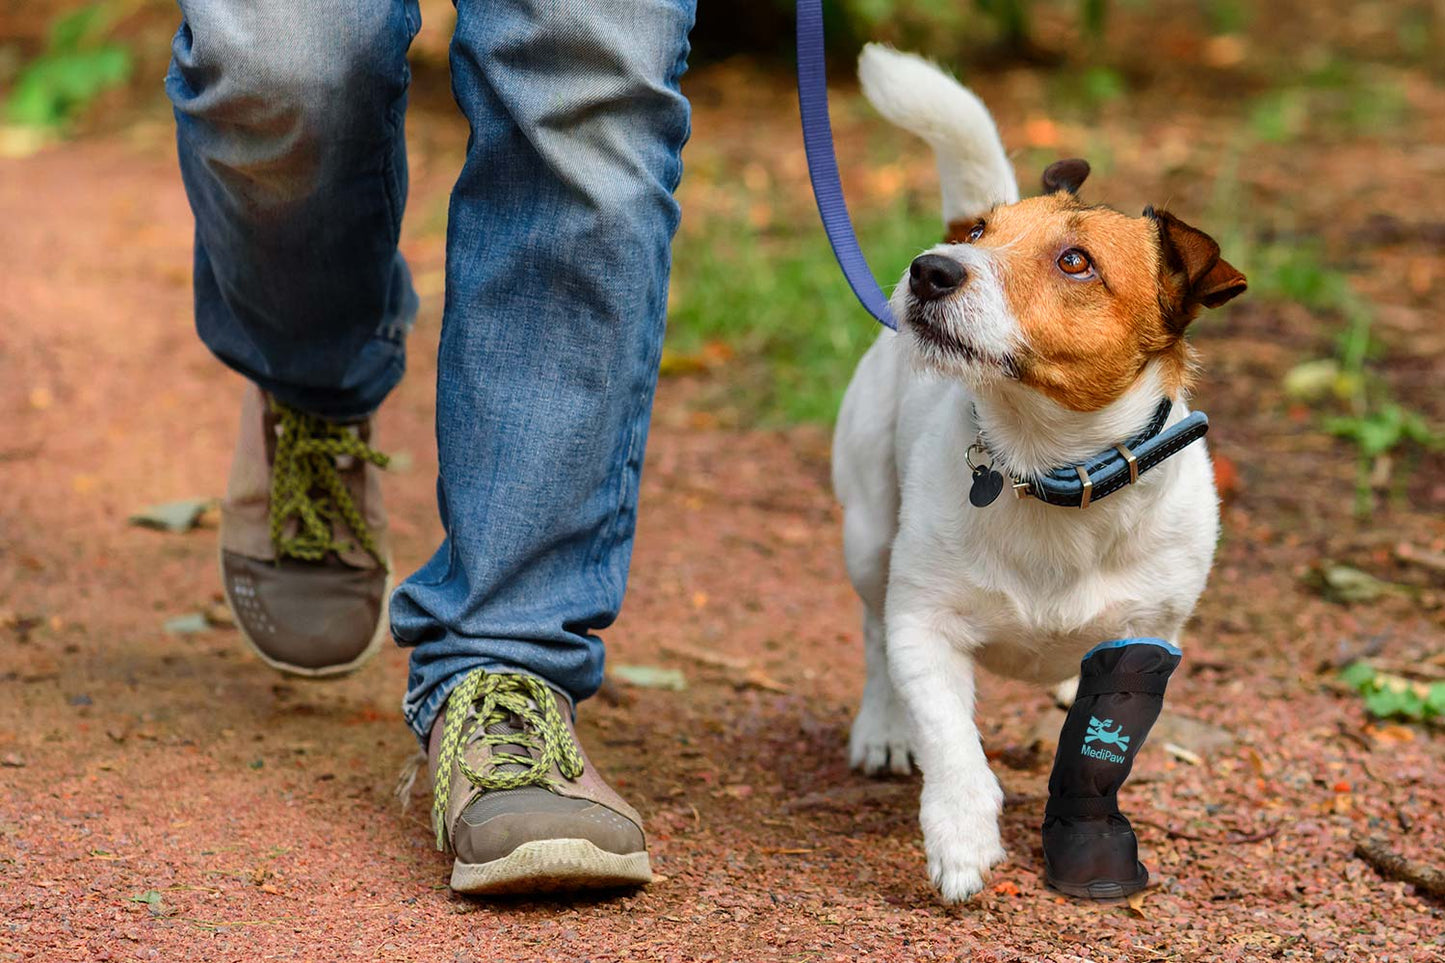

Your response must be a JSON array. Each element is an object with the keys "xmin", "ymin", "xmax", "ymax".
[
  {"xmin": 4, "ymin": 3, "xmax": 132, "ymax": 131},
  {"xmin": 666, "ymin": 198, "xmax": 941, "ymax": 424},
  {"xmin": 1246, "ymin": 58, "xmax": 1410, "ymax": 146}
]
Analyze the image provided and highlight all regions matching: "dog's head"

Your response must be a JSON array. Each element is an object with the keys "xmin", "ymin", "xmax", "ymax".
[{"xmin": 894, "ymin": 159, "xmax": 1247, "ymax": 411}]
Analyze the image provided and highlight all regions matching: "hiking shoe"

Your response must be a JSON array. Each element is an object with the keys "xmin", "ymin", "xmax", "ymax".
[
  {"xmin": 219, "ymin": 384, "xmax": 391, "ymax": 678},
  {"xmin": 429, "ymin": 670, "xmax": 652, "ymax": 894}
]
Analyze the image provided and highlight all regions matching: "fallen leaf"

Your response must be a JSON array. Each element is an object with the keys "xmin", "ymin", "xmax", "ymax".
[
  {"xmin": 1151, "ymin": 712, "xmax": 1234, "ymax": 755},
  {"xmin": 1212, "ymin": 453, "xmax": 1243, "ymax": 501},
  {"xmin": 993, "ymin": 880, "xmax": 1021, "ymax": 897},
  {"xmin": 204, "ymin": 603, "xmax": 235, "ymax": 628},
  {"xmin": 1306, "ymin": 563, "xmax": 1403, "ymax": 605},
  {"xmin": 128, "ymin": 498, "xmax": 214, "ymax": 534},
  {"xmin": 1163, "ymin": 742, "xmax": 1204, "ymax": 766},
  {"xmin": 1126, "ymin": 890, "xmax": 1149, "ymax": 919},
  {"xmin": 610, "ymin": 664, "xmax": 687, "ymax": 691},
  {"xmin": 163, "ymin": 613, "xmax": 211, "ymax": 635},
  {"xmin": 1281, "ymin": 358, "xmax": 1340, "ymax": 402}
]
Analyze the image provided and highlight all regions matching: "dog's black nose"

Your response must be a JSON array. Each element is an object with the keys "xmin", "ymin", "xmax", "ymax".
[{"xmin": 909, "ymin": 254, "xmax": 966, "ymax": 301}]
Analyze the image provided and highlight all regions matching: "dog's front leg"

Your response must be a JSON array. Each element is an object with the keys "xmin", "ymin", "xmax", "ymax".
[{"xmin": 888, "ymin": 613, "xmax": 1005, "ymax": 903}]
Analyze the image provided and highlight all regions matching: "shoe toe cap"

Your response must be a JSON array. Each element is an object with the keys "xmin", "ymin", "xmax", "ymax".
[
  {"xmin": 454, "ymin": 788, "xmax": 645, "ymax": 865},
  {"xmin": 221, "ymin": 551, "xmax": 385, "ymax": 672}
]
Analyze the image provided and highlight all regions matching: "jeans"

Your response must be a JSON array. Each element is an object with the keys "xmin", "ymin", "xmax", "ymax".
[{"xmin": 167, "ymin": 0, "xmax": 695, "ymax": 741}]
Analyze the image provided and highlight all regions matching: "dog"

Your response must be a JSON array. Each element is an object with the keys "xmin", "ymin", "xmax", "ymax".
[{"xmin": 832, "ymin": 45, "xmax": 1246, "ymax": 903}]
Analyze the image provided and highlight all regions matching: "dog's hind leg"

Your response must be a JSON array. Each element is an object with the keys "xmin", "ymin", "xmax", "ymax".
[
  {"xmin": 834, "ymin": 335, "xmax": 910, "ymax": 775},
  {"xmin": 1050, "ymin": 676, "xmax": 1079, "ymax": 709},
  {"xmin": 849, "ymin": 606, "xmax": 913, "ymax": 775}
]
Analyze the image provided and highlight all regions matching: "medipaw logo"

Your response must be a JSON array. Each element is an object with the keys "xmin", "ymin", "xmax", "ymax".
[{"xmin": 1081, "ymin": 717, "xmax": 1130, "ymax": 764}]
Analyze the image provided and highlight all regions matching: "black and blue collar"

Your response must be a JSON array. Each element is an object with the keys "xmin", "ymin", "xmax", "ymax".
[{"xmin": 967, "ymin": 397, "xmax": 1209, "ymax": 509}]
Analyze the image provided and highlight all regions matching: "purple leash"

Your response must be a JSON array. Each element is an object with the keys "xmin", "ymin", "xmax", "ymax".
[{"xmin": 796, "ymin": 0, "xmax": 897, "ymax": 329}]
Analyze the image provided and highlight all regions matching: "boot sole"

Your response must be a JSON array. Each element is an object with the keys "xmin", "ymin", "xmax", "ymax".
[
  {"xmin": 1046, "ymin": 865, "xmax": 1149, "ymax": 900},
  {"xmin": 450, "ymin": 839, "xmax": 652, "ymax": 895},
  {"xmin": 220, "ymin": 548, "xmax": 391, "ymax": 679}
]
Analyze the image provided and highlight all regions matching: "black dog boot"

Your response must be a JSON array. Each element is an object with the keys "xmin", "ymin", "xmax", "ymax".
[{"xmin": 1042, "ymin": 638, "xmax": 1180, "ymax": 899}]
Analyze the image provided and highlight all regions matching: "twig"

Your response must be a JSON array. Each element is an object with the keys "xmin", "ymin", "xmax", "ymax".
[
  {"xmin": 1335, "ymin": 720, "xmax": 1373, "ymax": 752},
  {"xmin": 1394, "ymin": 542, "xmax": 1445, "ymax": 575},
  {"xmin": 659, "ymin": 641, "xmax": 750, "ymax": 671},
  {"xmin": 1369, "ymin": 658, "xmax": 1445, "ymax": 682},
  {"xmin": 1354, "ymin": 837, "xmax": 1445, "ymax": 899},
  {"xmin": 1134, "ymin": 818, "xmax": 1278, "ymax": 844}
]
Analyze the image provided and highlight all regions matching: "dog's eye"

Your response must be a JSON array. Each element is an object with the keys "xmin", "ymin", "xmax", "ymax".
[
  {"xmin": 966, "ymin": 222, "xmax": 985, "ymax": 243},
  {"xmin": 1057, "ymin": 248, "xmax": 1094, "ymax": 277}
]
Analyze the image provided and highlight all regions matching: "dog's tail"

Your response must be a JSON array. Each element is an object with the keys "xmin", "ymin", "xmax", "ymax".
[{"xmin": 858, "ymin": 43, "xmax": 1018, "ymax": 225}]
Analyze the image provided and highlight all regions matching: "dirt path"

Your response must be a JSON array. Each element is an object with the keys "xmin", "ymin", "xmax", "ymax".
[{"xmin": 3, "ymin": 63, "xmax": 1445, "ymax": 961}]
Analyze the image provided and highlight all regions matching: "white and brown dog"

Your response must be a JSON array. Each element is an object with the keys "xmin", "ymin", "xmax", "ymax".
[{"xmin": 832, "ymin": 46, "xmax": 1246, "ymax": 903}]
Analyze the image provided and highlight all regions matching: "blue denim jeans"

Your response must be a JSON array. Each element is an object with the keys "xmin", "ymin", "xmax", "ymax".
[{"xmin": 167, "ymin": 0, "xmax": 695, "ymax": 741}]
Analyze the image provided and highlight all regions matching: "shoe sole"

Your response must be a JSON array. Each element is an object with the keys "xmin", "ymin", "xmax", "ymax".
[
  {"xmin": 1046, "ymin": 866, "xmax": 1149, "ymax": 900},
  {"xmin": 220, "ymin": 547, "xmax": 392, "ymax": 680},
  {"xmin": 450, "ymin": 839, "xmax": 653, "ymax": 895}
]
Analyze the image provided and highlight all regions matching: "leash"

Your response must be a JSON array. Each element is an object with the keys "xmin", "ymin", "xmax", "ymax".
[{"xmin": 796, "ymin": 0, "xmax": 897, "ymax": 330}]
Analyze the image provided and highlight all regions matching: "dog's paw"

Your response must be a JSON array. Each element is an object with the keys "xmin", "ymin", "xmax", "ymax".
[
  {"xmin": 920, "ymin": 784, "xmax": 1006, "ymax": 903},
  {"xmin": 848, "ymin": 698, "xmax": 913, "ymax": 776}
]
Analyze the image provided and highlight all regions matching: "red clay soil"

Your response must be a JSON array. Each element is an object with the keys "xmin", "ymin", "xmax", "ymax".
[{"xmin": 4, "ymin": 48, "xmax": 1445, "ymax": 963}]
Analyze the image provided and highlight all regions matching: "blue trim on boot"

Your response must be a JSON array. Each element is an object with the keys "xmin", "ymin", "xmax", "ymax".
[{"xmin": 1083, "ymin": 637, "xmax": 1183, "ymax": 659}]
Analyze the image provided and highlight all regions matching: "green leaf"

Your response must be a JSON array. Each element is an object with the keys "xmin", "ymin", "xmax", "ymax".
[
  {"xmin": 1425, "ymin": 683, "xmax": 1445, "ymax": 717},
  {"xmin": 1363, "ymin": 687, "xmax": 1405, "ymax": 719},
  {"xmin": 128, "ymin": 889, "xmax": 162, "ymax": 906},
  {"xmin": 50, "ymin": 6, "xmax": 107, "ymax": 52},
  {"xmin": 610, "ymin": 664, "xmax": 687, "ymax": 691},
  {"xmin": 1338, "ymin": 661, "xmax": 1376, "ymax": 692},
  {"xmin": 128, "ymin": 498, "xmax": 214, "ymax": 533}
]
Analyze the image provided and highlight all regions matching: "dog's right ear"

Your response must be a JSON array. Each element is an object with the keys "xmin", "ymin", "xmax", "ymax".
[{"xmin": 1042, "ymin": 158, "xmax": 1090, "ymax": 195}]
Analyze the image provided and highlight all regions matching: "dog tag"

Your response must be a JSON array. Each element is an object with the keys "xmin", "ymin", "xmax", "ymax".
[{"xmin": 969, "ymin": 466, "xmax": 1005, "ymax": 507}]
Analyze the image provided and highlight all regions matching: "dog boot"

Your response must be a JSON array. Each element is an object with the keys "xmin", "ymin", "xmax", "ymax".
[{"xmin": 1042, "ymin": 638, "xmax": 1180, "ymax": 899}]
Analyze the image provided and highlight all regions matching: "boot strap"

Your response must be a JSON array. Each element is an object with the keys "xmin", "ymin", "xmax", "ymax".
[
  {"xmin": 1075, "ymin": 673, "xmax": 1170, "ymax": 698},
  {"xmin": 1045, "ymin": 794, "xmax": 1120, "ymax": 818}
]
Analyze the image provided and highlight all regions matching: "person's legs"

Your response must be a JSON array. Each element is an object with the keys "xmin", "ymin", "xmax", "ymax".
[
  {"xmin": 167, "ymin": 0, "xmax": 420, "ymax": 420},
  {"xmin": 393, "ymin": 0, "xmax": 695, "ymax": 737},
  {"xmin": 168, "ymin": 0, "xmax": 420, "ymax": 675}
]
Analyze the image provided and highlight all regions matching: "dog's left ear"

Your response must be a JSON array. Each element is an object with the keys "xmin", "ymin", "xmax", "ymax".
[
  {"xmin": 1042, "ymin": 158, "xmax": 1090, "ymax": 195},
  {"xmin": 1147, "ymin": 206, "xmax": 1247, "ymax": 329}
]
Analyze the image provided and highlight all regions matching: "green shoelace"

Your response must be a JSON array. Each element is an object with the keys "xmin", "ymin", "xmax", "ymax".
[
  {"xmin": 433, "ymin": 670, "xmax": 584, "ymax": 851},
  {"xmin": 268, "ymin": 401, "xmax": 389, "ymax": 566}
]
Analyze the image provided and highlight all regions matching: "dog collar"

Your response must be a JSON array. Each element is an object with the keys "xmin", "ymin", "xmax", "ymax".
[{"xmin": 967, "ymin": 397, "xmax": 1210, "ymax": 509}]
